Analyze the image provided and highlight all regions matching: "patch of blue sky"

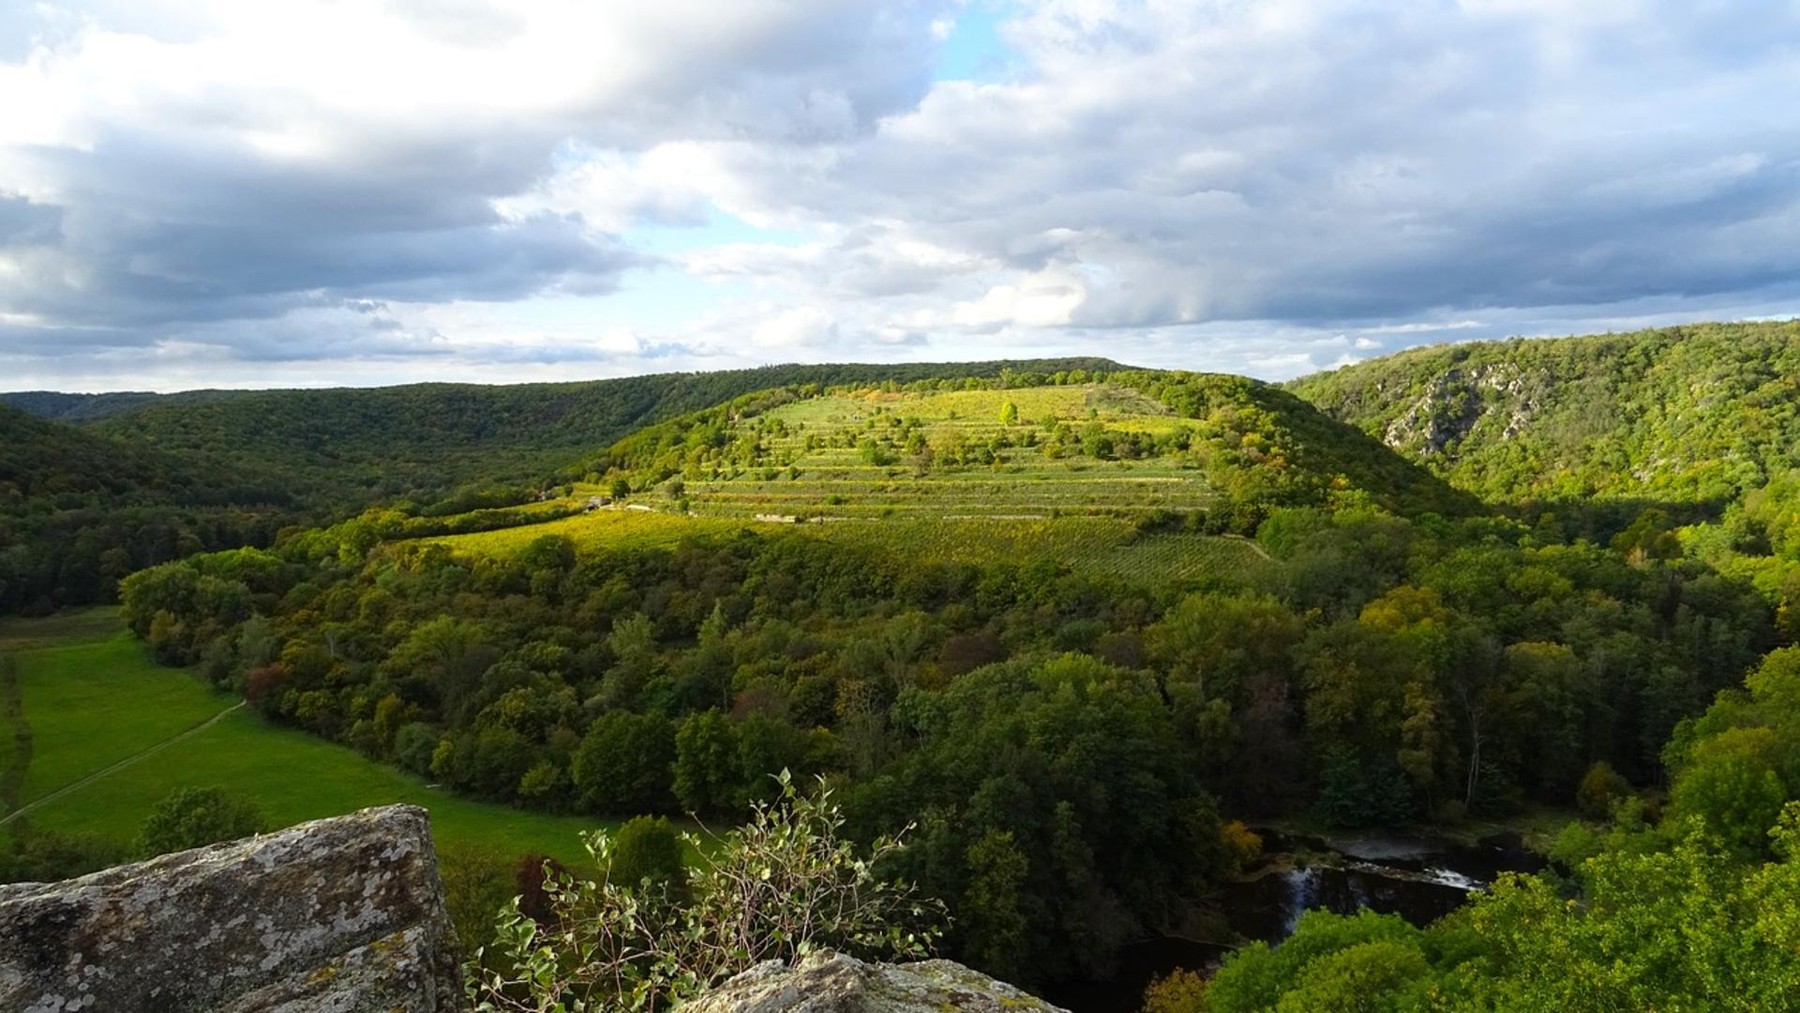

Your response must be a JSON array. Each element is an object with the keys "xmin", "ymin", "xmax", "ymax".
[
  {"xmin": 629, "ymin": 210, "xmax": 810, "ymax": 255},
  {"xmin": 588, "ymin": 264, "xmax": 754, "ymax": 330},
  {"xmin": 934, "ymin": 1, "xmax": 1021, "ymax": 83}
]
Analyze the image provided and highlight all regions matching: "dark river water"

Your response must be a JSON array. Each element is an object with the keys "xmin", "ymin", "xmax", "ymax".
[{"xmin": 1042, "ymin": 830, "xmax": 1546, "ymax": 1013}]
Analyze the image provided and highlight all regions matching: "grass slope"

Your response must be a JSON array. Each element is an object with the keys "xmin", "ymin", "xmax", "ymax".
[
  {"xmin": 1, "ymin": 610, "xmax": 601, "ymax": 865},
  {"xmin": 428, "ymin": 376, "xmax": 1439, "ymax": 585},
  {"xmin": 646, "ymin": 384, "xmax": 1213, "ymax": 519},
  {"xmin": 434, "ymin": 509, "xmax": 1269, "ymax": 585},
  {"xmin": 1288, "ymin": 319, "xmax": 1800, "ymax": 506}
]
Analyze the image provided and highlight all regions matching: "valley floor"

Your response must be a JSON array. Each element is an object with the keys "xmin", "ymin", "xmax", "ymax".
[{"xmin": 0, "ymin": 608, "xmax": 604, "ymax": 867}]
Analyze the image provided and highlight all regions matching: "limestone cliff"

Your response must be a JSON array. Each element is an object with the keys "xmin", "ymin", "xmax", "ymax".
[
  {"xmin": 0, "ymin": 804, "xmax": 461, "ymax": 1012},
  {"xmin": 0, "ymin": 805, "xmax": 1063, "ymax": 1013},
  {"xmin": 680, "ymin": 949, "xmax": 1070, "ymax": 1013}
]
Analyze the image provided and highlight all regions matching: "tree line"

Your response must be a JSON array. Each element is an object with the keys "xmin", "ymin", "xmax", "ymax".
[{"xmin": 119, "ymin": 493, "xmax": 1773, "ymax": 986}]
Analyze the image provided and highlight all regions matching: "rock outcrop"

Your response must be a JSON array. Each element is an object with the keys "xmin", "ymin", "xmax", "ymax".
[
  {"xmin": 0, "ymin": 804, "xmax": 461, "ymax": 1013},
  {"xmin": 680, "ymin": 949, "xmax": 1069, "ymax": 1013}
]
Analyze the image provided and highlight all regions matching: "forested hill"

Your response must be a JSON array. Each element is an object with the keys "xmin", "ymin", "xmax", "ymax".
[
  {"xmin": 13, "ymin": 359, "xmax": 1126, "ymax": 508},
  {"xmin": 1288, "ymin": 319, "xmax": 1800, "ymax": 508},
  {"xmin": 0, "ymin": 359, "xmax": 1120, "ymax": 612},
  {"xmin": 586, "ymin": 370, "xmax": 1477, "ymax": 524},
  {"xmin": 0, "ymin": 402, "xmax": 280, "ymax": 508},
  {"xmin": 0, "ymin": 404, "xmax": 291, "ymax": 611},
  {"xmin": 0, "ymin": 390, "xmax": 211, "ymax": 423}
]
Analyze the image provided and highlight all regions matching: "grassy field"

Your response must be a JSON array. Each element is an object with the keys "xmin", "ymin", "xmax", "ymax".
[
  {"xmin": 431, "ymin": 507, "xmax": 1268, "ymax": 586},
  {"xmin": 0, "ymin": 610, "xmax": 606, "ymax": 866},
  {"xmin": 428, "ymin": 383, "xmax": 1271, "ymax": 586},
  {"xmin": 434, "ymin": 508, "xmax": 755, "ymax": 556}
]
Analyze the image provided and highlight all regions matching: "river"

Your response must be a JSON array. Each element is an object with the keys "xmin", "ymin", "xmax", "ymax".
[{"xmin": 1044, "ymin": 829, "xmax": 1546, "ymax": 1013}]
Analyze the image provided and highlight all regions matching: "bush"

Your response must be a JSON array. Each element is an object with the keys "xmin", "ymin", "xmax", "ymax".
[
  {"xmin": 440, "ymin": 843, "xmax": 517, "ymax": 955},
  {"xmin": 1576, "ymin": 760, "xmax": 1632, "ymax": 821},
  {"xmin": 1313, "ymin": 747, "xmax": 1416, "ymax": 828},
  {"xmin": 1220, "ymin": 819, "xmax": 1264, "ymax": 876},
  {"xmin": 135, "ymin": 785, "xmax": 265, "ymax": 858},
  {"xmin": 1142, "ymin": 967, "xmax": 1208, "ymax": 1013},
  {"xmin": 0, "ymin": 824, "xmax": 129, "ymax": 884},
  {"xmin": 609, "ymin": 816, "xmax": 683, "ymax": 888},
  {"xmin": 469, "ymin": 772, "xmax": 944, "ymax": 1012}
]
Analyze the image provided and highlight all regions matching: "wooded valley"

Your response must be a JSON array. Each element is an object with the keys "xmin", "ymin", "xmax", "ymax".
[{"xmin": 6, "ymin": 324, "xmax": 1800, "ymax": 1009}]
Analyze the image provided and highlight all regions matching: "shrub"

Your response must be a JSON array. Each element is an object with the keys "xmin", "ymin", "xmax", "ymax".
[
  {"xmin": 1576, "ymin": 760, "xmax": 1632, "ymax": 821},
  {"xmin": 134, "ymin": 785, "xmax": 265, "ymax": 858},
  {"xmin": 469, "ymin": 772, "xmax": 944, "ymax": 1012},
  {"xmin": 608, "ymin": 816, "xmax": 683, "ymax": 889},
  {"xmin": 1142, "ymin": 967, "xmax": 1208, "ymax": 1013}
]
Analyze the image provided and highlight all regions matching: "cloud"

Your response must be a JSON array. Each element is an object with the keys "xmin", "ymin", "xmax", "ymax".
[
  {"xmin": 0, "ymin": 0, "xmax": 951, "ymax": 372},
  {"xmin": 758, "ymin": 0, "xmax": 1800, "ymax": 332},
  {"xmin": 2, "ymin": 0, "xmax": 1799, "ymax": 390}
]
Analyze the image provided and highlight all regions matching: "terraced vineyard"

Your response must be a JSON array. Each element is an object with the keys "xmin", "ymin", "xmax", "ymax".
[
  {"xmin": 593, "ymin": 384, "xmax": 1215, "ymax": 519},
  {"xmin": 428, "ymin": 382, "xmax": 1271, "ymax": 585},
  {"xmin": 809, "ymin": 516, "xmax": 1268, "ymax": 580}
]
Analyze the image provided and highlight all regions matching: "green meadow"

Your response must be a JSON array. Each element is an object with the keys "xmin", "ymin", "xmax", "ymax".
[{"xmin": 0, "ymin": 610, "xmax": 605, "ymax": 866}]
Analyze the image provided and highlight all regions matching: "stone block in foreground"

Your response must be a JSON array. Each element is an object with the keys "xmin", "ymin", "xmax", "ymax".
[
  {"xmin": 0, "ymin": 804, "xmax": 462, "ymax": 1012},
  {"xmin": 680, "ymin": 949, "xmax": 1069, "ymax": 1013}
]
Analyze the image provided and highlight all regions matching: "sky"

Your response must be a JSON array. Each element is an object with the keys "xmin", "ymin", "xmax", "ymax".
[{"xmin": 2, "ymin": 0, "xmax": 1798, "ymax": 392}]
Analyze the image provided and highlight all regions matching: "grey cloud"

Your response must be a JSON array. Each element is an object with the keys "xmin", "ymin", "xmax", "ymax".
[
  {"xmin": 0, "ymin": 195, "xmax": 61, "ymax": 244},
  {"xmin": 0, "ymin": 0, "xmax": 951, "ymax": 368},
  {"xmin": 706, "ymin": 0, "xmax": 1800, "ymax": 339},
  {"xmin": 0, "ymin": 322, "xmax": 141, "ymax": 356},
  {"xmin": 7, "ymin": 0, "xmax": 1800, "ymax": 387},
  {"xmin": 586, "ymin": 3, "xmax": 945, "ymax": 144},
  {"xmin": 184, "ymin": 311, "xmax": 453, "ymax": 363}
]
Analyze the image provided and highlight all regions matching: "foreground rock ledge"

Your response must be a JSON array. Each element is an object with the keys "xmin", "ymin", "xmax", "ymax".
[
  {"xmin": 0, "ymin": 804, "xmax": 461, "ymax": 1013},
  {"xmin": 680, "ymin": 949, "xmax": 1070, "ymax": 1013}
]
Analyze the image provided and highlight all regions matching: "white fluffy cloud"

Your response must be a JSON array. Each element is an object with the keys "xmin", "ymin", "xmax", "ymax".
[{"xmin": 2, "ymin": 0, "xmax": 1798, "ymax": 389}]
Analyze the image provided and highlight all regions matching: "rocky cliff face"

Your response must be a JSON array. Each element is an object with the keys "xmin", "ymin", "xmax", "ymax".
[
  {"xmin": 0, "ymin": 804, "xmax": 461, "ymax": 1013},
  {"xmin": 0, "ymin": 805, "xmax": 1059, "ymax": 1013},
  {"xmin": 680, "ymin": 950, "xmax": 1070, "ymax": 1013},
  {"xmin": 1379, "ymin": 362, "xmax": 1541, "ymax": 457}
]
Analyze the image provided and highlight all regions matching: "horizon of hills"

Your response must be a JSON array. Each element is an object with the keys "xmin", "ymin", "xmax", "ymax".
[
  {"xmin": 0, "ymin": 358, "xmax": 1123, "ymax": 612},
  {"xmin": 0, "ymin": 352, "xmax": 1474, "ymax": 611},
  {"xmin": 8, "ymin": 319, "xmax": 1800, "ymax": 613},
  {"xmin": 15, "ymin": 318, "xmax": 1800, "ymax": 508}
]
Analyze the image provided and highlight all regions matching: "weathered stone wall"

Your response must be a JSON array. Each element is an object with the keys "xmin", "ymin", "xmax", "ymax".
[
  {"xmin": 680, "ymin": 950, "xmax": 1070, "ymax": 1013},
  {"xmin": 0, "ymin": 804, "xmax": 462, "ymax": 1013}
]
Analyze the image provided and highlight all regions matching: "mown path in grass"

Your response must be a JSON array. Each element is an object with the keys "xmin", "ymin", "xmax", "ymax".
[
  {"xmin": 0, "ymin": 609, "xmax": 605, "ymax": 866},
  {"xmin": 0, "ymin": 701, "xmax": 245, "ymax": 828}
]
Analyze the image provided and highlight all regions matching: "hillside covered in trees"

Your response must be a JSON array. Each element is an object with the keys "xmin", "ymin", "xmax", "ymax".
[
  {"xmin": 18, "ymin": 325, "xmax": 1800, "ymax": 1008},
  {"xmin": 0, "ymin": 403, "xmax": 292, "ymax": 613},
  {"xmin": 0, "ymin": 359, "xmax": 1119, "ymax": 613},
  {"xmin": 1289, "ymin": 319, "xmax": 1800, "ymax": 508}
]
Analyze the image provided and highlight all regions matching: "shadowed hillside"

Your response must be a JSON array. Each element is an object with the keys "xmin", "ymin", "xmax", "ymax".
[{"xmin": 0, "ymin": 405, "xmax": 289, "ymax": 612}]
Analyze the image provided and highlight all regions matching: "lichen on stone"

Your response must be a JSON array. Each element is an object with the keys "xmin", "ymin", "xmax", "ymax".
[
  {"xmin": 678, "ymin": 950, "xmax": 1068, "ymax": 1013},
  {"xmin": 0, "ymin": 805, "xmax": 461, "ymax": 1013}
]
